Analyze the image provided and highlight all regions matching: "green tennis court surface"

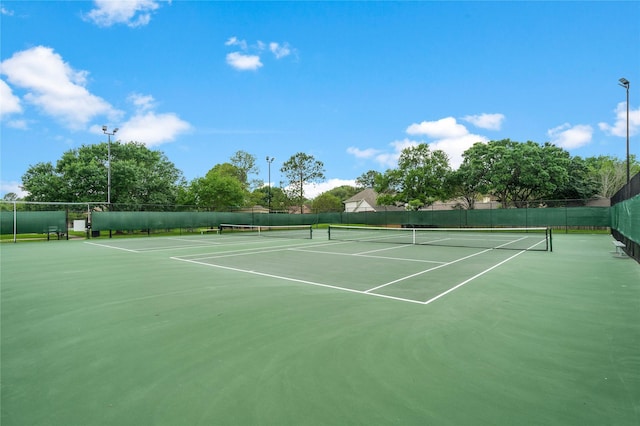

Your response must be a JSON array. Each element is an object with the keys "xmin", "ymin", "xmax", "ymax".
[{"xmin": 1, "ymin": 232, "xmax": 639, "ymax": 425}]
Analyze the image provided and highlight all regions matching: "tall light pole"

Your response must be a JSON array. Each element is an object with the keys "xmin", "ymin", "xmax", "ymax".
[
  {"xmin": 102, "ymin": 126, "xmax": 119, "ymax": 204},
  {"xmin": 619, "ymin": 78, "xmax": 630, "ymax": 187},
  {"xmin": 266, "ymin": 156, "xmax": 274, "ymax": 212}
]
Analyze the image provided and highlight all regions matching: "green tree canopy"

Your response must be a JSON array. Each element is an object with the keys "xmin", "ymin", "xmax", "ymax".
[
  {"xmin": 460, "ymin": 139, "xmax": 571, "ymax": 207},
  {"xmin": 356, "ymin": 170, "xmax": 381, "ymax": 189},
  {"xmin": 324, "ymin": 185, "xmax": 359, "ymax": 201},
  {"xmin": 21, "ymin": 142, "xmax": 184, "ymax": 205},
  {"xmin": 311, "ymin": 192, "xmax": 343, "ymax": 212},
  {"xmin": 585, "ymin": 155, "xmax": 639, "ymax": 198},
  {"xmin": 250, "ymin": 186, "xmax": 290, "ymax": 212},
  {"xmin": 376, "ymin": 143, "xmax": 451, "ymax": 209},
  {"xmin": 185, "ymin": 168, "xmax": 246, "ymax": 210},
  {"xmin": 281, "ymin": 152, "xmax": 325, "ymax": 213},
  {"xmin": 230, "ymin": 150, "xmax": 259, "ymax": 190}
]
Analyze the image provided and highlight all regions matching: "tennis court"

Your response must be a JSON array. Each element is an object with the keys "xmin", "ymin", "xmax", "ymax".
[{"xmin": 1, "ymin": 229, "xmax": 639, "ymax": 425}]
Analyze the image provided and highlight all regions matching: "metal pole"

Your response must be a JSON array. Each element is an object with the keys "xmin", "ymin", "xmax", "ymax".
[
  {"xmin": 107, "ymin": 133, "xmax": 111, "ymax": 204},
  {"xmin": 619, "ymin": 78, "xmax": 630, "ymax": 190},
  {"xmin": 268, "ymin": 160, "xmax": 271, "ymax": 211},
  {"xmin": 626, "ymin": 82, "xmax": 630, "ymax": 186},
  {"xmin": 102, "ymin": 126, "xmax": 118, "ymax": 205},
  {"xmin": 266, "ymin": 156, "xmax": 274, "ymax": 212}
]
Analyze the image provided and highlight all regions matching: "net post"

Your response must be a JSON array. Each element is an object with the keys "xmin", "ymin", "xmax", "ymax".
[
  {"xmin": 328, "ymin": 225, "xmax": 331, "ymax": 240},
  {"xmin": 548, "ymin": 227, "xmax": 553, "ymax": 252}
]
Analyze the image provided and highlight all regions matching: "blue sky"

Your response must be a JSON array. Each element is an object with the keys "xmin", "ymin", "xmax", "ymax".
[{"xmin": 1, "ymin": 1, "xmax": 639, "ymax": 199}]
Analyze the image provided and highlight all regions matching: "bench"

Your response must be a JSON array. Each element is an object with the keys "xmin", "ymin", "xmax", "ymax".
[
  {"xmin": 46, "ymin": 226, "xmax": 64, "ymax": 240},
  {"xmin": 200, "ymin": 228, "xmax": 220, "ymax": 235},
  {"xmin": 613, "ymin": 240, "xmax": 627, "ymax": 257}
]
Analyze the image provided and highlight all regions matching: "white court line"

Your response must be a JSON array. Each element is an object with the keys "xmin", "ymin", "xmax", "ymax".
[
  {"xmin": 170, "ymin": 256, "xmax": 426, "ymax": 305},
  {"xmin": 128, "ymin": 236, "xmax": 293, "ymax": 252},
  {"xmin": 421, "ymin": 249, "xmax": 527, "ymax": 305},
  {"xmin": 354, "ymin": 244, "xmax": 414, "ymax": 255},
  {"xmin": 84, "ymin": 241, "xmax": 140, "ymax": 252},
  {"xmin": 293, "ymin": 248, "xmax": 446, "ymax": 264},
  {"xmin": 364, "ymin": 249, "xmax": 493, "ymax": 293},
  {"xmin": 179, "ymin": 240, "xmax": 326, "ymax": 261},
  {"xmin": 170, "ymin": 238, "xmax": 545, "ymax": 306},
  {"xmin": 85, "ymin": 240, "xmax": 220, "ymax": 253},
  {"xmin": 168, "ymin": 237, "xmax": 223, "ymax": 244}
]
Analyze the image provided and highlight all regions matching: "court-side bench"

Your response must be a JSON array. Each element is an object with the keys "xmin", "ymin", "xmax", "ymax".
[
  {"xmin": 200, "ymin": 228, "xmax": 220, "ymax": 235},
  {"xmin": 613, "ymin": 240, "xmax": 627, "ymax": 257}
]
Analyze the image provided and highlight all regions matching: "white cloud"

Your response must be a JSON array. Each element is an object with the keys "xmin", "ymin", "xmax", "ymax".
[
  {"xmin": 547, "ymin": 123, "xmax": 593, "ymax": 149},
  {"xmin": 428, "ymin": 134, "xmax": 489, "ymax": 169},
  {"xmin": 0, "ymin": 46, "xmax": 119, "ymax": 129},
  {"xmin": 346, "ymin": 146, "xmax": 381, "ymax": 159},
  {"xmin": 225, "ymin": 37, "xmax": 295, "ymax": 71},
  {"xmin": 0, "ymin": 79, "xmax": 22, "ymax": 117},
  {"xmin": 349, "ymin": 117, "xmax": 490, "ymax": 170},
  {"xmin": 0, "ymin": 180, "xmax": 27, "ymax": 198},
  {"xmin": 226, "ymin": 52, "xmax": 263, "ymax": 71},
  {"xmin": 85, "ymin": 0, "xmax": 165, "ymax": 27},
  {"xmin": 6, "ymin": 119, "xmax": 28, "ymax": 130},
  {"xmin": 128, "ymin": 93, "xmax": 156, "ymax": 112},
  {"xmin": 269, "ymin": 42, "xmax": 292, "ymax": 59},
  {"xmin": 225, "ymin": 37, "xmax": 248, "ymax": 50},
  {"xmin": 1, "ymin": 6, "xmax": 14, "ymax": 16},
  {"xmin": 116, "ymin": 111, "xmax": 191, "ymax": 147},
  {"xmin": 405, "ymin": 117, "xmax": 488, "ymax": 168},
  {"xmin": 375, "ymin": 139, "xmax": 419, "ymax": 169},
  {"xmin": 598, "ymin": 102, "xmax": 640, "ymax": 137},
  {"xmin": 462, "ymin": 113, "xmax": 505, "ymax": 130},
  {"xmin": 406, "ymin": 117, "xmax": 469, "ymax": 139}
]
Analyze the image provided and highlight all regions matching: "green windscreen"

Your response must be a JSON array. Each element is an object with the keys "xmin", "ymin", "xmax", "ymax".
[
  {"xmin": 90, "ymin": 206, "xmax": 612, "ymax": 232},
  {"xmin": 611, "ymin": 195, "xmax": 639, "ymax": 243},
  {"xmin": 0, "ymin": 211, "xmax": 67, "ymax": 235}
]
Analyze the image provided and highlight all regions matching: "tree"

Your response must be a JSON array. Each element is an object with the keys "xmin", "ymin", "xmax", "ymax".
[
  {"xmin": 374, "ymin": 168, "xmax": 403, "ymax": 207},
  {"xmin": 2, "ymin": 192, "xmax": 20, "ymax": 201},
  {"xmin": 445, "ymin": 167, "xmax": 481, "ymax": 209},
  {"xmin": 230, "ymin": 150, "xmax": 259, "ymax": 190},
  {"xmin": 21, "ymin": 162, "xmax": 65, "ymax": 202},
  {"xmin": 281, "ymin": 153, "xmax": 325, "ymax": 213},
  {"xmin": 311, "ymin": 192, "xmax": 343, "ymax": 212},
  {"xmin": 21, "ymin": 142, "xmax": 184, "ymax": 206},
  {"xmin": 375, "ymin": 144, "xmax": 451, "ymax": 209},
  {"xmin": 585, "ymin": 155, "xmax": 639, "ymax": 198},
  {"xmin": 459, "ymin": 139, "xmax": 571, "ymax": 207},
  {"xmin": 250, "ymin": 186, "xmax": 289, "ymax": 211},
  {"xmin": 545, "ymin": 156, "xmax": 599, "ymax": 202},
  {"xmin": 324, "ymin": 185, "xmax": 359, "ymax": 201},
  {"xmin": 356, "ymin": 170, "xmax": 381, "ymax": 189},
  {"xmin": 186, "ymin": 170, "xmax": 245, "ymax": 210}
]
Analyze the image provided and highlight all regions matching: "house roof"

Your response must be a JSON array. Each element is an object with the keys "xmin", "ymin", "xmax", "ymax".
[
  {"xmin": 344, "ymin": 188, "xmax": 405, "ymax": 212},
  {"xmin": 344, "ymin": 188, "xmax": 378, "ymax": 205}
]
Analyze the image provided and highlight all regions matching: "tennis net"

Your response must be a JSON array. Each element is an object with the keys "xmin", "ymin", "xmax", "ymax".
[
  {"xmin": 327, "ymin": 225, "xmax": 552, "ymax": 251},
  {"xmin": 219, "ymin": 224, "xmax": 313, "ymax": 239}
]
